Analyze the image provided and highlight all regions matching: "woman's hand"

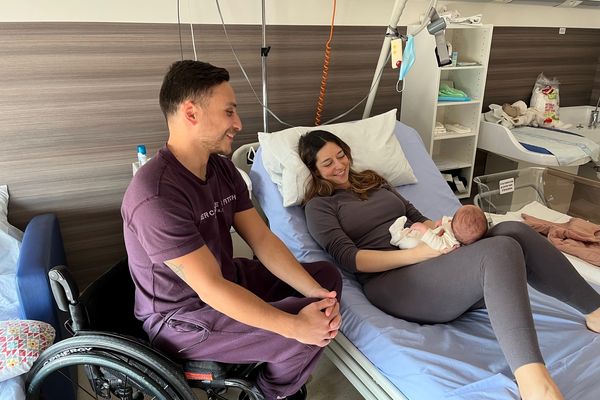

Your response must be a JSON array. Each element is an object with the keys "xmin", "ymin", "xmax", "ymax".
[
  {"xmin": 411, "ymin": 242, "xmax": 445, "ymax": 262},
  {"xmin": 441, "ymin": 244, "xmax": 459, "ymax": 254}
]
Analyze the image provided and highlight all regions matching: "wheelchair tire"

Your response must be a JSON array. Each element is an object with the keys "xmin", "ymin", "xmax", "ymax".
[
  {"xmin": 26, "ymin": 333, "xmax": 197, "ymax": 400},
  {"xmin": 27, "ymin": 353, "xmax": 173, "ymax": 400}
]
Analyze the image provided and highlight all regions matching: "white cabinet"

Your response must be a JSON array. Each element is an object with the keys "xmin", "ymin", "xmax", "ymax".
[{"xmin": 400, "ymin": 24, "xmax": 493, "ymax": 198}]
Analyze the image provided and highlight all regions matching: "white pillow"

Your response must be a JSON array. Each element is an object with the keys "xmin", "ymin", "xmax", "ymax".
[
  {"xmin": 0, "ymin": 185, "xmax": 9, "ymax": 220},
  {"xmin": 0, "ymin": 185, "xmax": 23, "ymax": 321},
  {"xmin": 0, "ymin": 186, "xmax": 23, "ymax": 241},
  {"xmin": 258, "ymin": 109, "xmax": 417, "ymax": 207}
]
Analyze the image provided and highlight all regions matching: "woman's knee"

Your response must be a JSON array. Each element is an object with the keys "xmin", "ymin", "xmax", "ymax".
[
  {"xmin": 490, "ymin": 220, "xmax": 536, "ymax": 239},
  {"xmin": 481, "ymin": 236, "xmax": 525, "ymax": 270}
]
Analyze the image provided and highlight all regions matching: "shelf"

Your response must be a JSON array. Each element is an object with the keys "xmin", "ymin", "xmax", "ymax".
[
  {"xmin": 437, "ymin": 99, "xmax": 481, "ymax": 107},
  {"xmin": 440, "ymin": 65, "xmax": 484, "ymax": 71},
  {"xmin": 433, "ymin": 132, "xmax": 477, "ymax": 140},
  {"xmin": 400, "ymin": 23, "xmax": 493, "ymax": 201},
  {"xmin": 434, "ymin": 158, "xmax": 472, "ymax": 171}
]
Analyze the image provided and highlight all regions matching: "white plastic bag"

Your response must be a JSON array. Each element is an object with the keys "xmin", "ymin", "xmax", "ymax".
[{"xmin": 530, "ymin": 73, "xmax": 561, "ymax": 127}]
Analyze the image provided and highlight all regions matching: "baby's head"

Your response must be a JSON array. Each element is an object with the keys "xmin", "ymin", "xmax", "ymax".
[{"xmin": 451, "ymin": 205, "xmax": 488, "ymax": 245}]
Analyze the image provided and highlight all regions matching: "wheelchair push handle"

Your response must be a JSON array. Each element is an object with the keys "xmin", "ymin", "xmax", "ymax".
[
  {"xmin": 48, "ymin": 265, "xmax": 80, "ymax": 311},
  {"xmin": 49, "ymin": 265, "xmax": 80, "ymax": 311},
  {"xmin": 49, "ymin": 265, "xmax": 88, "ymax": 333}
]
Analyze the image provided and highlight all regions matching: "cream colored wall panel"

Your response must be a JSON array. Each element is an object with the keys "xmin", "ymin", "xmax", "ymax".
[{"xmin": 1, "ymin": 1, "xmax": 599, "ymax": 28}]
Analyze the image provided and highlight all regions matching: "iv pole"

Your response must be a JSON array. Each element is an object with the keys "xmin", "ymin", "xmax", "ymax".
[
  {"xmin": 260, "ymin": 0, "xmax": 271, "ymax": 132},
  {"xmin": 362, "ymin": 0, "xmax": 439, "ymax": 119},
  {"xmin": 362, "ymin": 0, "xmax": 408, "ymax": 119}
]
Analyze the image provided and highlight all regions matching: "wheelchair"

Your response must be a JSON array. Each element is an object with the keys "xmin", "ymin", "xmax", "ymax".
[{"xmin": 25, "ymin": 258, "xmax": 264, "ymax": 400}]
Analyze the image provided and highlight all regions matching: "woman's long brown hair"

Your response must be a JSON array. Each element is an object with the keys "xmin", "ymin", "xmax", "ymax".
[{"xmin": 298, "ymin": 130, "xmax": 388, "ymax": 204}]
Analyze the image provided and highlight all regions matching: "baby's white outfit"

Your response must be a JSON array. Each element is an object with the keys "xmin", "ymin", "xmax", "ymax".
[{"xmin": 389, "ymin": 216, "xmax": 460, "ymax": 251}]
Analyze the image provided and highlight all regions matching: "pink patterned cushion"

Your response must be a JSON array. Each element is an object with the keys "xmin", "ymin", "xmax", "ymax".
[{"xmin": 0, "ymin": 320, "xmax": 55, "ymax": 382}]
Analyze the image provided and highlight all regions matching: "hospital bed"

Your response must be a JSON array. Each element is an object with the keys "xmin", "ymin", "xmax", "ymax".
[{"xmin": 246, "ymin": 120, "xmax": 600, "ymax": 400}]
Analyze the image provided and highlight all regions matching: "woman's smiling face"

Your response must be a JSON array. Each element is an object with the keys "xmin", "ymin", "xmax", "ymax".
[{"xmin": 315, "ymin": 141, "xmax": 351, "ymax": 189}]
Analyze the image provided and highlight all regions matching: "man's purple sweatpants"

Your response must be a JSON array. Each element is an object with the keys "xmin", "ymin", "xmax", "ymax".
[{"xmin": 148, "ymin": 259, "xmax": 342, "ymax": 400}]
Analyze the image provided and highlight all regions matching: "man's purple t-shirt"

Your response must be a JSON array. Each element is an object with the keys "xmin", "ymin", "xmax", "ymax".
[{"xmin": 121, "ymin": 146, "xmax": 253, "ymax": 325}]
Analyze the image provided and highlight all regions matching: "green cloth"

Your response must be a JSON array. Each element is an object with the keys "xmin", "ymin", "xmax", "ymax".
[{"xmin": 438, "ymin": 83, "xmax": 469, "ymax": 99}]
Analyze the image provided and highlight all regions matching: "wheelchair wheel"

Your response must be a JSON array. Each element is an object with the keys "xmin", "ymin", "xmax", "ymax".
[{"xmin": 26, "ymin": 333, "xmax": 196, "ymax": 400}]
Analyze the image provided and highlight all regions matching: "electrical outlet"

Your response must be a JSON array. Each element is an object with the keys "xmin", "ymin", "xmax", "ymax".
[{"xmin": 559, "ymin": 27, "xmax": 566, "ymax": 35}]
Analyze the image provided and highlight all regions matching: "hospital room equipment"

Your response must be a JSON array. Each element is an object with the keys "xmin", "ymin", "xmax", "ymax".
[
  {"xmin": 473, "ymin": 166, "xmax": 600, "ymax": 283},
  {"xmin": 478, "ymin": 105, "xmax": 600, "ymax": 174},
  {"xmin": 363, "ymin": 0, "xmax": 450, "ymax": 118},
  {"xmin": 248, "ymin": 118, "xmax": 600, "ymax": 400},
  {"xmin": 24, "ymin": 256, "xmax": 266, "ymax": 400},
  {"xmin": 589, "ymin": 93, "xmax": 599, "ymax": 129}
]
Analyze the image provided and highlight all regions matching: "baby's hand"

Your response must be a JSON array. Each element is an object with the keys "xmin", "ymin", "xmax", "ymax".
[
  {"xmin": 410, "ymin": 222, "xmax": 428, "ymax": 234},
  {"xmin": 441, "ymin": 244, "xmax": 459, "ymax": 254}
]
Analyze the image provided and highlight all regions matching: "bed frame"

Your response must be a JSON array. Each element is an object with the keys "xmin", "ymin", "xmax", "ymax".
[{"xmin": 325, "ymin": 333, "xmax": 407, "ymax": 400}]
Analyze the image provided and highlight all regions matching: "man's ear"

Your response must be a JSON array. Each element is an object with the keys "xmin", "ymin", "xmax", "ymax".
[{"xmin": 181, "ymin": 100, "xmax": 199, "ymax": 124}]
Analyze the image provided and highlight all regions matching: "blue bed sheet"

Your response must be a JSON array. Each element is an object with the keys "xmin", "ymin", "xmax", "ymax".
[{"xmin": 250, "ymin": 120, "xmax": 600, "ymax": 399}]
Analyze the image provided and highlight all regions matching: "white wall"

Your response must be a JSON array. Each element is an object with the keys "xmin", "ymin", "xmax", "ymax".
[{"xmin": 1, "ymin": 0, "xmax": 599, "ymax": 28}]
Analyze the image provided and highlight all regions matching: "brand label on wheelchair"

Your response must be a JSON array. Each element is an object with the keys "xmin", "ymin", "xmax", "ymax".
[
  {"xmin": 499, "ymin": 178, "xmax": 515, "ymax": 194},
  {"xmin": 43, "ymin": 347, "xmax": 92, "ymax": 366}
]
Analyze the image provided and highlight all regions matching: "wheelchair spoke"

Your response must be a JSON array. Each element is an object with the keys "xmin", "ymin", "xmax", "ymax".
[{"xmin": 54, "ymin": 368, "xmax": 100, "ymax": 399}]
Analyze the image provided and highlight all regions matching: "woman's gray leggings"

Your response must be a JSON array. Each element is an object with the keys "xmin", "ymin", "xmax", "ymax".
[{"xmin": 363, "ymin": 221, "xmax": 600, "ymax": 372}]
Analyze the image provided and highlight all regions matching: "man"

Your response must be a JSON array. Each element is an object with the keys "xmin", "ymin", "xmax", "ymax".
[{"xmin": 121, "ymin": 60, "xmax": 342, "ymax": 400}]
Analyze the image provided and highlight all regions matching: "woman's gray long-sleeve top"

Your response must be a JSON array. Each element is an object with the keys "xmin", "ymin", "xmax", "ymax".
[{"xmin": 304, "ymin": 186, "xmax": 429, "ymax": 284}]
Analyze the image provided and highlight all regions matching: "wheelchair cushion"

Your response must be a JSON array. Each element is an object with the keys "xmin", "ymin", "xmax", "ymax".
[{"xmin": 183, "ymin": 360, "xmax": 254, "ymax": 382}]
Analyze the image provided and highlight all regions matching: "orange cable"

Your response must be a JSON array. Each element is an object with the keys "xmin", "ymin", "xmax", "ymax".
[{"xmin": 315, "ymin": 0, "xmax": 337, "ymax": 126}]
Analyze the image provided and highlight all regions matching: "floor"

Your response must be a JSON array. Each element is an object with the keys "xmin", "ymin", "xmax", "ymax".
[{"xmin": 194, "ymin": 355, "xmax": 365, "ymax": 400}]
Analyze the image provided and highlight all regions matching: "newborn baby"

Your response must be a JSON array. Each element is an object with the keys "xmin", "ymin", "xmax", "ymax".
[{"xmin": 390, "ymin": 205, "xmax": 488, "ymax": 251}]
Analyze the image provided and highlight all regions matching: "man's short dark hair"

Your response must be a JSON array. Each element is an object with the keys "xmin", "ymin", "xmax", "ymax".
[{"xmin": 159, "ymin": 60, "xmax": 230, "ymax": 118}]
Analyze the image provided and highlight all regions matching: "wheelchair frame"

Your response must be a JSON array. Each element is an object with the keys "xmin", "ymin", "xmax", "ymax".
[{"xmin": 25, "ymin": 260, "xmax": 264, "ymax": 400}]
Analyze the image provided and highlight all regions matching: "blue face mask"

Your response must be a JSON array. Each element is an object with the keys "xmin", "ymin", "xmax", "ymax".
[{"xmin": 399, "ymin": 35, "xmax": 415, "ymax": 81}]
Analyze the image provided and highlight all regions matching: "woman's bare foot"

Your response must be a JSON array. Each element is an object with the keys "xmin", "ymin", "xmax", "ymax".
[
  {"xmin": 585, "ymin": 307, "xmax": 600, "ymax": 333},
  {"xmin": 514, "ymin": 363, "xmax": 563, "ymax": 400}
]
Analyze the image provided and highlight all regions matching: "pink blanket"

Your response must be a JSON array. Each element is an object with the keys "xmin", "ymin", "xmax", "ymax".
[{"xmin": 521, "ymin": 214, "xmax": 600, "ymax": 266}]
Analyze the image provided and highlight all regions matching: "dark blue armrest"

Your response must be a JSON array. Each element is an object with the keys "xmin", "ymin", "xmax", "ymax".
[{"xmin": 15, "ymin": 214, "xmax": 66, "ymax": 336}]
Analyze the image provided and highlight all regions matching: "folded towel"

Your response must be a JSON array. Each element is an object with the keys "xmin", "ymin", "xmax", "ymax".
[
  {"xmin": 445, "ymin": 123, "xmax": 471, "ymax": 134},
  {"xmin": 434, "ymin": 122, "xmax": 447, "ymax": 135}
]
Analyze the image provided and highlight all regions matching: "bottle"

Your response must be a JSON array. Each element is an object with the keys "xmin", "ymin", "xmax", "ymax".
[{"xmin": 137, "ymin": 145, "xmax": 148, "ymax": 166}]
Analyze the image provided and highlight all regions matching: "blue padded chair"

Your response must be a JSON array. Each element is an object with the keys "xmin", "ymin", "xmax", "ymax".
[{"xmin": 15, "ymin": 213, "xmax": 75, "ymax": 400}]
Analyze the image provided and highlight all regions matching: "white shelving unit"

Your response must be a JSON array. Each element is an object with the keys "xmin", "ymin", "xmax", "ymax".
[{"xmin": 400, "ymin": 24, "xmax": 493, "ymax": 199}]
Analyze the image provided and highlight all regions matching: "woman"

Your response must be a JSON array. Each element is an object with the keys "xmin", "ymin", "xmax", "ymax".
[{"xmin": 299, "ymin": 130, "xmax": 600, "ymax": 400}]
